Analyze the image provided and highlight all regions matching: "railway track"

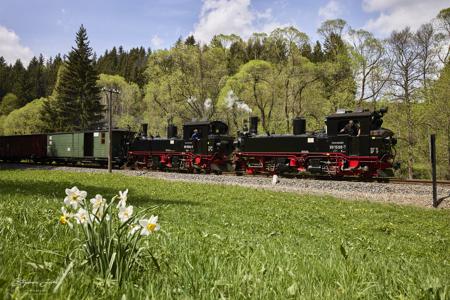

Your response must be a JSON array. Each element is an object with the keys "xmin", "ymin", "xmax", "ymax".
[
  {"xmin": 2, "ymin": 162, "xmax": 450, "ymax": 187},
  {"xmin": 1, "ymin": 162, "xmax": 449, "ymax": 208},
  {"xmin": 387, "ymin": 178, "xmax": 450, "ymax": 186}
]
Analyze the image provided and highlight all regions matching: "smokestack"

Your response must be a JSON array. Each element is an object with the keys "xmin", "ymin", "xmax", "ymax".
[
  {"xmin": 141, "ymin": 123, "xmax": 148, "ymax": 137},
  {"xmin": 167, "ymin": 124, "xmax": 178, "ymax": 138},
  {"xmin": 292, "ymin": 117, "xmax": 306, "ymax": 135},
  {"xmin": 249, "ymin": 116, "xmax": 259, "ymax": 135}
]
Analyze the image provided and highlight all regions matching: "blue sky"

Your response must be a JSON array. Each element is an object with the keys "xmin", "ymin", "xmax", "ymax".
[{"xmin": 0, "ymin": 0, "xmax": 447, "ymax": 65}]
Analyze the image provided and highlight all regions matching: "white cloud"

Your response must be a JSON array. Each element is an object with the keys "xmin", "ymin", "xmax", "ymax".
[
  {"xmin": 318, "ymin": 0, "xmax": 343, "ymax": 20},
  {"xmin": 151, "ymin": 34, "xmax": 164, "ymax": 49},
  {"xmin": 0, "ymin": 25, "xmax": 33, "ymax": 65},
  {"xmin": 191, "ymin": 0, "xmax": 285, "ymax": 43},
  {"xmin": 363, "ymin": 0, "xmax": 448, "ymax": 36}
]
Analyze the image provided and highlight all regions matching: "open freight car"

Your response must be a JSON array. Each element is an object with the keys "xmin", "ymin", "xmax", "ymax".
[{"xmin": 0, "ymin": 134, "xmax": 47, "ymax": 162}]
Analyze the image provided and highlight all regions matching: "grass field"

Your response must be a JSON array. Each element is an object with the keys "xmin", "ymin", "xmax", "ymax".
[{"xmin": 0, "ymin": 169, "xmax": 449, "ymax": 299}]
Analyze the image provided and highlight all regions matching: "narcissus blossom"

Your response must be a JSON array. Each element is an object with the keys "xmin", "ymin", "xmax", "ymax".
[
  {"xmin": 64, "ymin": 186, "xmax": 87, "ymax": 209},
  {"xmin": 139, "ymin": 215, "xmax": 160, "ymax": 235},
  {"xmin": 59, "ymin": 207, "xmax": 73, "ymax": 228},
  {"xmin": 75, "ymin": 208, "xmax": 90, "ymax": 225},
  {"xmin": 90, "ymin": 194, "xmax": 106, "ymax": 213},
  {"xmin": 128, "ymin": 223, "xmax": 141, "ymax": 236},
  {"xmin": 118, "ymin": 205, "xmax": 133, "ymax": 223},
  {"xmin": 117, "ymin": 189, "xmax": 128, "ymax": 208}
]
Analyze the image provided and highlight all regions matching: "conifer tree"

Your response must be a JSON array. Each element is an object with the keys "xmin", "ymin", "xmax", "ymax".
[
  {"xmin": 45, "ymin": 25, "xmax": 103, "ymax": 131},
  {"xmin": 311, "ymin": 41, "xmax": 325, "ymax": 62}
]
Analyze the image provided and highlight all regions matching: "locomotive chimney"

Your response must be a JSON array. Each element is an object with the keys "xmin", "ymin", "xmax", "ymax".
[
  {"xmin": 249, "ymin": 116, "xmax": 259, "ymax": 135},
  {"xmin": 292, "ymin": 117, "xmax": 306, "ymax": 135},
  {"xmin": 141, "ymin": 123, "xmax": 148, "ymax": 137},
  {"xmin": 167, "ymin": 124, "xmax": 178, "ymax": 138}
]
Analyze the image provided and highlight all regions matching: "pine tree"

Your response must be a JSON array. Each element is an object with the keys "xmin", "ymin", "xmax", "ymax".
[
  {"xmin": 45, "ymin": 54, "xmax": 63, "ymax": 95},
  {"xmin": 185, "ymin": 35, "xmax": 196, "ymax": 46},
  {"xmin": 26, "ymin": 55, "xmax": 46, "ymax": 101},
  {"xmin": 311, "ymin": 41, "xmax": 325, "ymax": 62},
  {"xmin": 0, "ymin": 57, "xmax": 9, "ymax": 99},
  {"xmin": 47, "ymin": 25, "xmax": 103, "ymax": 131},
  {"xmin": 10, "ymin": 60, "xmax": 28, "ymax": 105}
]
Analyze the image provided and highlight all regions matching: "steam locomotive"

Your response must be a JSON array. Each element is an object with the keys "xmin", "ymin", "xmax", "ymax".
[
  {"xmin": 127, "ymin": 121, "xmax": 234, "ymax": 173},
  {"xmin": 0, "ymin": 108, "xmax": 397, "ymax": 178},
  {"xmin": 234, "ymin": 108, "xmax": 397, "ymax": 178}
]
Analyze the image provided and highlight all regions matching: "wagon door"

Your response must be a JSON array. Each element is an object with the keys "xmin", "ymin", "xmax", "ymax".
[{"xmin": 84, "ymin": 133, "xmax": 94, "ymax": 157}]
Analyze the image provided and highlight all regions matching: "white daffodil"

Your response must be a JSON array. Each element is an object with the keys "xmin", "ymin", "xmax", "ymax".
[
  {"xmin": 117, "ymin": 189, "xmax": 128, "ymax": 208},
  {"xmin": 64, "ymin": 186, "xmax": 87, "ymax": 209},
  {"xmin": 118, "ymin": 205, "xmax": 133, "ymax": 223},
  {"xmin": 59, "ymin": 207, "xmax": 73, "ymax": 228},
  {"xmin": 90, "ymin": 194, "xmax": 106, "ymax": 213},
  {"xmin": 139, "ymin": 215, "xmax": 160, "ymax": 236},
  {"xmin": 74, "ymin": 208, "xmax": 90, "ymax": 225},
  {"xmin": 128, "ymin": 223, "xmax": 141, "ymax": 236}
]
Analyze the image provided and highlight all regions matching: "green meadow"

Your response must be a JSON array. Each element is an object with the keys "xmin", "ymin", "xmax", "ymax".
[{"xmin": 0, "ymin": 169, "xmax": 449, "ymax": 299}]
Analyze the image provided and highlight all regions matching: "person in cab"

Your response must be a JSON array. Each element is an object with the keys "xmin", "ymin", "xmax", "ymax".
[
  {"xmin": 191, "ymin": 129, "xmax": 200, "ymax": 141},
  {"xmin": 340, "ymin": 120, "xmax": 360, "ymax": 136}
]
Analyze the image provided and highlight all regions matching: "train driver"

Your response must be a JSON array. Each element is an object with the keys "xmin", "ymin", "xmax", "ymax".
[
  {"xmin": 191, "ymin": 129, "xmax": 201, "ymax": 141},
  {"xmin": 340, "ymin": 120, "xmax": 360, "ymax": 136}
]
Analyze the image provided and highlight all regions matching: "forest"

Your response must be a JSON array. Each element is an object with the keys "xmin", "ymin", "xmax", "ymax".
[{"xmin": 0, "ymin": 9, "xmax": 449, "ymax": 179}]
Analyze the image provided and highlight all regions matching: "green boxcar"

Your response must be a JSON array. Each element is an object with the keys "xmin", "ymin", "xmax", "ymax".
[{"xmin": 47, "ymin": 130, "xmax": 131, "ymax": 164}]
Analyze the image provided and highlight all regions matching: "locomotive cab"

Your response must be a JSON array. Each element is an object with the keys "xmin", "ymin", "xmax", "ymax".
[
  {"xmin": 326, "ymin": 109, "xmax": 394, "ymax": 158},
  {"xmin": 183, "ymin": 121, "xmax": 234, "ymax": 156}
]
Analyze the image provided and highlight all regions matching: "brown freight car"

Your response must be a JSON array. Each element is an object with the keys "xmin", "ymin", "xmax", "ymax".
[{"xmin": 0, "ymin": 134, "xmax": 47, "ymax": 161}]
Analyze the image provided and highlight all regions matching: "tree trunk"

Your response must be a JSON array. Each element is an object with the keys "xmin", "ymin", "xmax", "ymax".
[{"xmin": 447, "ymin": 122, "xmax": 450, "ymax": 180}]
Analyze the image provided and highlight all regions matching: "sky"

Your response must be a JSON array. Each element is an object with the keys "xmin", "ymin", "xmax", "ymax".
[{"xmin": 0, "ymin": 0, "xmax": 448, "ymax": 65}]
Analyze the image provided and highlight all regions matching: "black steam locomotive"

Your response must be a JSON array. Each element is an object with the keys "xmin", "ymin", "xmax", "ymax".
[
  {"xmin": 235, "ymin": 108, "xmax": 397, "ymax": 178},
  {"xmin": 127, "ymin": 120, "xmax": 235, "ymax": 173}
]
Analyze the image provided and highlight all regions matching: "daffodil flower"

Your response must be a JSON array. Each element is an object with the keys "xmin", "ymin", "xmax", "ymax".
[
  {"xmin": 64, "ymin": 186, "xmax": 87, "ymax": 209},
  {"xmin": 139, "ymin": 215, "xmax": 160, "ymax": 235},
  {"xmin": 128, "ymin": 223, "xmax": 141, "ymax": 236},
  {"xmin": 117, "ymin": 189, "xmax": 128, "ymax": 208},
  {"xmin": 90, "ymin": 194, "xmax": 106, "ymax": 213},
  {"xmin": 118, "ymin": 205, "xmax": 133, "ymax": 223},
  {"xmin": 75, "ymin": 208, "xmax": 90, "ymax": 225},
  {"xmin": 59, "ymin": 207, "xmax": 73, "ymax": 228}
]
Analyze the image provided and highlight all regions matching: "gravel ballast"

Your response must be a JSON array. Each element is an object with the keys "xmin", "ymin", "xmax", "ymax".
[{"xmin": 1, "ymin": 163, "xmax": 449, "ymax": 209}]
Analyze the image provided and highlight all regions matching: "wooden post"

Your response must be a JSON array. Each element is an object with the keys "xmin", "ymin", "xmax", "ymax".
[
  {"xmin": 108, "ymin": 90, "xmax": 112, "ymax": 173},
  {"xmin": 430, "ymin": 134, "xmax": 437, "ymax": 207},
  {"xmin": 102, "ymin": 87, "xmax": 120, "ymax": 173}
]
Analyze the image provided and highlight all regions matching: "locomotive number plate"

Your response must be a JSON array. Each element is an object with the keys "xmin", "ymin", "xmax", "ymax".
[{"xmin": 329, "ymin": 141, "xmax": 346, "ymax": 152}]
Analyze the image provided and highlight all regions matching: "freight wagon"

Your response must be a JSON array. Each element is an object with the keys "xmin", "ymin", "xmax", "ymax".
[
  {"xmin": 0, "ymin": 134, "xmax": 47, "ymax": 161},
  {"xmin": 0, "ymin": 129, "xmax": 132, "ymax": 166}
]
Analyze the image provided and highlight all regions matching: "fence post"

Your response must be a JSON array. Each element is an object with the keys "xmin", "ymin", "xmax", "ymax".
[{"xmin": 430, "ymin": 134, "xmax": 438, "ymax": 207}]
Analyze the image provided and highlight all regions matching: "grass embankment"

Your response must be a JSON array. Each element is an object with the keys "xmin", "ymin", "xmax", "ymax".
[{"xmin": 0, "ymin": 169, "xmax": 449, "ymax": 299}]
